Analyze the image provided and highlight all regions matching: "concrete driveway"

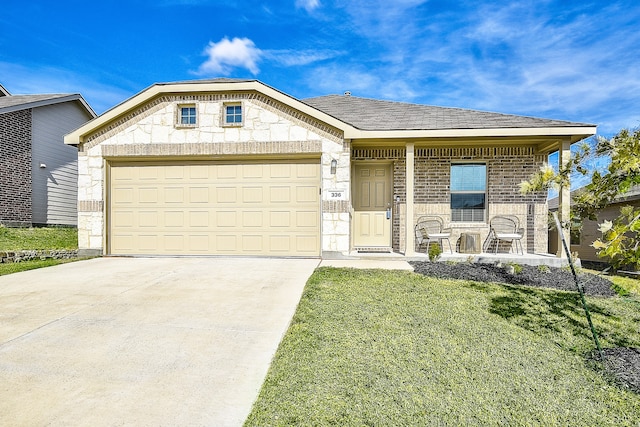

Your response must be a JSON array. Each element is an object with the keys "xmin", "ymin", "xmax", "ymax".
[{"xmin": 0, "ymin": 257, "xmax": 319, "ymax": 426}]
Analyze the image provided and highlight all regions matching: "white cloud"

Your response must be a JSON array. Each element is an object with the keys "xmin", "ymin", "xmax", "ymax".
[
  {"xmin": 197, "ymin": 37, "xmax": 262, "ymax": 75},
  {"xmin": 263, "ymin": 49, "xmax": 342, "ymax": 66},
  {"xmin": 295, "ymin": 0, "xmax": 320, "ymax": 13}
]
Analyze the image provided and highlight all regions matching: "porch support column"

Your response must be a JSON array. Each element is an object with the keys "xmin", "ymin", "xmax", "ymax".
[
  {"xmin": 557, "ymin": 138, "xmax": 571, "ymax": 258},
  {"xmin": 405, "ymin": 142, "xmax": 415, "ymax": 256}
]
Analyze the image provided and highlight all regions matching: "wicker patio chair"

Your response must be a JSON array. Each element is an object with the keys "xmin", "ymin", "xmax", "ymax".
[
  {"xmin": 484, "ymin": 215, "xmax": 525, "ymax": 255},
  {"xmin": 415, "ymin": 216, "xmax": 452, "ymax": 254}
]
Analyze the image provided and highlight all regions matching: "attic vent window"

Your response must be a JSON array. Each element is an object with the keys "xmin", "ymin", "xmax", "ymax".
[
  {"xmin": 176, "ymin": 104, "xmax": 197, "ymax": 127},
  {"xmin": 223, "ymin": 102, "xmax": 243, "ymax": 127}
]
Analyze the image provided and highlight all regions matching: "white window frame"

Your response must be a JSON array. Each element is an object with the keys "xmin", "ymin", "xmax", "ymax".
[
  {"xmin": 176, "ymin": 104, "xmax": 198, "ymax": 128},
  {"xmin": 450, "ymin": 163, "xmax": 487, "ymax": 222},
  {"xmin": 222, "ymin": 102, "xmax": 243, "ymax": 127}
]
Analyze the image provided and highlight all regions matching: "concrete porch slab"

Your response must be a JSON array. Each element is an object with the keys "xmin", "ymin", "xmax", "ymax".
[{"xmin": 323, "ymin": 250, "xmax": 575, "ymax": 268}]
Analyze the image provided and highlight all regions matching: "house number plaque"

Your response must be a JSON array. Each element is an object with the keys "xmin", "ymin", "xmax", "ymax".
[{"xmin": 325, "ymin": 189, "xmax": 346, "ymax": 200}]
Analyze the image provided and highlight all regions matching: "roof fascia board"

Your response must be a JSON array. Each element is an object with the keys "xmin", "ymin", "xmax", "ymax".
[
  {"xmin": 65, "ymin": 81, "xmax": 356, "ymax": 145},
  {"xmin": 344, "ymin": 126, "xmax": 597, "ymax": 140}
]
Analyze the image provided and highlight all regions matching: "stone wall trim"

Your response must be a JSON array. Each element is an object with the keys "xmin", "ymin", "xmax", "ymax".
[
  {"xmin": 101, "ymin": 141, "xmax": 323, "ymax": 158},
  {"xmin": 78, "ymin": 200, "xmax": 104, "ymax": 212}
]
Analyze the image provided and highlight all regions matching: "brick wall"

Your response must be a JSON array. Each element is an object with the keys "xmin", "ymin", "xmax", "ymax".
[
  {"xmin": 354, "ymin": 146, "xmax": 548, "ymax": 253},
  {"xmin": 0, "ymin": 109, "xmax": 32, "ymax": 225},
  {"xmin": 414, "ymin": 148, "xmax": 546, "ymax": 206}
]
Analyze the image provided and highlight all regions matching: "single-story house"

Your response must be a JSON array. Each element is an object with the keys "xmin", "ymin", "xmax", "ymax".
[
  {"xmin": 64, "ymin": 79, "xmax": 596, "ymax": 257},
  {"xmin": 0, "ymin": 85, "xmax": 96, "ymax": 226},
  {"xmin": 549, "ymin": 185, "xmax": 640, "ymax": 264}
]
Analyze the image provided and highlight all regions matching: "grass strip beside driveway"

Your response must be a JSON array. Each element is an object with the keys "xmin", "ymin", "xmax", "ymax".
[
  {"xmin": 246, "ymin": 268, "xmax": 640, "ymax": 426},
  {"xmin": 0, "ymin": 226, "xmax": 77, "ymax": 251}
]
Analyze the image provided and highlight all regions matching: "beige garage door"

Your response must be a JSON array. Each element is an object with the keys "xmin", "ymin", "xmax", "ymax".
[{"xmin": 109, "ymin": 160, "xmax": 320, "ymax": 256}]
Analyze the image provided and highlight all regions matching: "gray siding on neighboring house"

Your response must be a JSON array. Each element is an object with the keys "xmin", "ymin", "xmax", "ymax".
[
  {"xmin": 0, "ymin": 109, "xmax": 32, "ymax": 225},
  {"xmin": 31, "ymin": 102, "xmax": 92, "ymax": 226}
]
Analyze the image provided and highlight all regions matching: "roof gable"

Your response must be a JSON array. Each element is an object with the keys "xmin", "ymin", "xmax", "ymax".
[
  {"xmin": 64, "ymin": 78, "xmax": 597, "ymax": 147},
  {"xmin": 0, "ymin": 93, "xmax": 96, "ymax": 117}
]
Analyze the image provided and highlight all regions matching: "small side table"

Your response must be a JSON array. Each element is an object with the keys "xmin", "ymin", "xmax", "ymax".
[{"xmin": 459, "ymin": 232, "xmax": 481, "ymax": 253}]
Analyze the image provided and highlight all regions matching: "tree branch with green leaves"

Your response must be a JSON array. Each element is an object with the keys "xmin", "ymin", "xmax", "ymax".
[{"xmin": 521, "ymin": 128, "xmax": 640, "ymax": 270}]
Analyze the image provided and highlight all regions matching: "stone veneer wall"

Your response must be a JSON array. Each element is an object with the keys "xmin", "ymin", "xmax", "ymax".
[
  {"xmin": 0, "ymin": 109, "xmax": 33, "ymax": 226},
  {"xmin": 0, "ymin": 249, "xmax": 78, "ymax": 263},
  {"xmin": 77, "ymin": 92, "xmax": 350, "ymax": 256},
  {"xmin": 354, "ymin": 146, "xmax": 548, "ymax": 254}
]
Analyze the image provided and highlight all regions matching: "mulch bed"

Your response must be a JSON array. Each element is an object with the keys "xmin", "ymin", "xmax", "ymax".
[
  {"xmin": 410, "ymin": 260, "xmax": 640, "ymax": 394},
  {"xmin": 409, "ymin": 261, "xmax": 616, "ymax": 296},
  {"xmin": 588, "ymin": 348, "xmax": 640, "ymax": 394}
]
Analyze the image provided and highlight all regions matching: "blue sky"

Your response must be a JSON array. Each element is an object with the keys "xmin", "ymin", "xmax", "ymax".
[{"xmin": 1, "ymin": 0, "xmax": 639, "ymax": 137}]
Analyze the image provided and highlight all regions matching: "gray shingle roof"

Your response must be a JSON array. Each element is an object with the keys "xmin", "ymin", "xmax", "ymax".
[
  {"xmin": 303, "ymin": 94, "xmax": 593, "ymax": 131},
  {"xmin": 0, "ymin": 94, "xmax": 80, "ymax": 113}
]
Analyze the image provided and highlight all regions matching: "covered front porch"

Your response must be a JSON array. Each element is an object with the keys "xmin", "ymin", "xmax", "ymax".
[{"xmin": 349, "ymin": 136, "xmax": 585, "ymax": 262}]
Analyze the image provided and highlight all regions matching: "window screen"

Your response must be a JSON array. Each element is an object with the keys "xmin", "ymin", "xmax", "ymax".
[{"xmin": 450, "ymin": 164, "xmax": 486, "ymax": 222}]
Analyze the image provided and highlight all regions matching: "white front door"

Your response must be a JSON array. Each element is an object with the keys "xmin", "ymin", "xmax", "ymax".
[{"xmin": 353, "ymin": 163, "xmax": 392, "ymax": 249}]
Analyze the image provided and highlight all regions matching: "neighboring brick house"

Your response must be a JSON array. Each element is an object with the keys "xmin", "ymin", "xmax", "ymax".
[
  {"xmin": 0, "ymin": 86, "xmax": 95, "ymax": 226},
  {"xmin": 549, "ymin": 186, "xmax": 640, "ymax": 264},
  {"xmin": 64, "ymin": 79, "xmax": 595, "ymax": 257}
]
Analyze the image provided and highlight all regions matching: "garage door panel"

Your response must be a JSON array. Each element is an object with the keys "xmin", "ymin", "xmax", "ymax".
[
  {"xmin": 165, "ymin": 211, "xmax": 184, "ymax": 227},
  {"xmin": 113, "ymin": 211, "xmax": 134, "ymax": 228},
  {"xmin": 296, "ymin": 235, "xmax": 319, "ymax": 253},
  {"xmin": 270, "ymin": 211, "xmax": 291, "ymax": 227},
  {"xmin": 113, "ymin": 188, "xmax": 134, "ymax": 204},
  {"xmin": 139, "ymin": 188, "xmax": 158, "ymax": 203},
  {"xmin": 216, "ymin": 235, "xmax": 238, "ymax": 252},
  {"xmin": 242, "ymin": 211, "xmax": 263, "ymax": 227},
  {"xmin": 189, "ymin": 234, "xmax": 210, "ymax": 252},
  {"xmin": 296, "ymin": 186, "xmax": 319, "ymax": 203},
  {"xmin": 217, "ymin": 211, "xmax": 237, "ymax": 227},
  {"xmin": 296, "ymin": 211, "xmax": 318, "ymax": 228},
  {"xmin": 216, "ymin": 187, "xmax": 237, "ymax": 203},
  {"xmin": 139, "ymin": 211, "xmax": 158, "ymax": 227},
  {"xmin": 138, "ymin": 235, "xmax": 157, "ymax": 251},
  {"xmin": 216, "ymin": 164, "xmax": 238, "ymax": 179},
  {"xmin": 270, "ymin": 186, "xmax": 291, "ymax": 203},
  {"xmin": 189, "ymin": 211, "xmax": 209, "ymax": 227},
  {"xmin": 164, "ymin": 234, "xmax": 185, "ymax": 251},
  {"xmin": 270, "ymin": 163, "xmax": 291, "ymax": 178},
  {"xmin": 242, "ymin": 164, "xmax": 263, "ymax": 178},
  {"xmin": 189, "ymin": 165, "xmax": 210, "ymax": 180},
  {"xmin": 269, "ymin": 235, "xmax": 290, "ymax": 252},
  {"xmin": 189, "ymin": 187, "xmax": 209, "ymax": 203},
  {"xmin": 242, "ymin": 187, "xmax": 263, "ymax": 203},
  {"xmin": 109, "ymin": 161, "xmax": 320, "ymax": 256},
  {"xmin": 165, "ymin": 187, "xmax": 184, "ymax": 203},
  {"xmin": 297, "ymin": 163, "xmax": 319, "ymax": 178}
]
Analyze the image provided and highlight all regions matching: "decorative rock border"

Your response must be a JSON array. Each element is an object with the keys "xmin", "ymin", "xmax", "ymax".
[{"xmin": 0, "ymin": 249, "xmax": 78, "ymax": 263}]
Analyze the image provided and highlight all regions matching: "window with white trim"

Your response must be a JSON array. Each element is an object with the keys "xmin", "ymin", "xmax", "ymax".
[
  {"xmin": 450, "ymin": 163, "xmax": 487, "ymax": 222},
  {"xmin": 177, "ymin": 104, "xmax": 197, "ymax": 127},
  {"xmin": 223, "ymin": 103, "xmax": 243, "ymax": 126}
]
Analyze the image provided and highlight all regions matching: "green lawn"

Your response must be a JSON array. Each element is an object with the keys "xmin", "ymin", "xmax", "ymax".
[
  {"xmin": 245, "ymin": 268, "xmax": 640, "ymax": 426},
  {"xmin": 0, "ymin": 226, "xmax": 80, "ymax": 275},
  {"xmin": 0, "ymin": 258, "xmax": 80, "ymax": 276},
  {"xmin": 0, "ymin": 226, "xmax": 77, "ymax": 251}
]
